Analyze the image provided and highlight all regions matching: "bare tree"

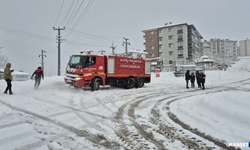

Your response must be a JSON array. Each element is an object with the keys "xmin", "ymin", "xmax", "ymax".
[{"xmin": 0, "ymin": 52, "xmax": 9, "ymax": 68}]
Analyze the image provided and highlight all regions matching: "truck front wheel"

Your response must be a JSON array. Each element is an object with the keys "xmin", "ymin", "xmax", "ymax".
[{"xmin": 91, "ymin": 78, "xmax": 100, "ymax": 91}]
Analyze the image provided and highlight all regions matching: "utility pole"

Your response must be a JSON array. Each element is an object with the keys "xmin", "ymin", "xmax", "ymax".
[
  {"xmin": 110, "ymin": 42, "xmax": 116, "ymax": 55},
  {"xmin": 98, "ymin": 50, "xmax": 106, "ymax": 55},
  {"xmin": 53, "ymin": 27, "xmax": 65, "ymax": 76},
  {"xmin": 122, "ymin": 37, "xmax": 130, "ymax": 55},
  {"xmin": 39, "ymin": 49, "xmax": 46, "ymax": 72}
]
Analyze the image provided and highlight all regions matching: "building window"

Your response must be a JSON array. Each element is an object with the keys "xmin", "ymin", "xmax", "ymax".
[
  {"xmin": 159, "ymin": 37, "xmax": 163, "ymax": 41},
  {"xmin": 150, "ymin": 54, "xmax": 154, "ymax": 57},
  {"xmin": 177, "ymin": 26, "xmax": 183, "ymax": 33},
  {"xmin": 159, "ymin": 44, "xmax": 163, "ymax": 49},
  {"xmin": 168, "ymin": 27, "xmax": 172, "ymax": 32},
  {"xmin": 178, "ymin": 35, "xmax": 183, "ymax": 41},
  {"xmin": 178, "ymin": 43, "xmax": 183, "ymax": 49},
  {"xmin": 169, "ymin": 35, "xmax": 173, "ymax": 40},
  {"xmin": 150, "ymin": 31, "xmax": 154, "ymax": 35},
  {"xmin": 178, "ymin": 51, "xmax": 183, "ymax": 57},
  {"xmin": 169, "ymin": 51, "xmax": 173, "ymax": 56},
  {"xmin": 150, "ymin": 39, "xmax": 154, "ymax": 42},
  {"xmin": 158, "ymin": 29, "xmax": 162, "ymax": 34},
  {"xmin": 159, "ymin": 52, "xmax": 163, "ymax": 57},
  {"xmin": 169, "ymin": 43, "xmax": 173, "ymax": 48},
  {"xmin": 150, "ymin": 46, "xmax": 154, "ymax": 50},
  {"xmin": 169, "ymin": 60, "xmax": 173, "ymax": 64}
]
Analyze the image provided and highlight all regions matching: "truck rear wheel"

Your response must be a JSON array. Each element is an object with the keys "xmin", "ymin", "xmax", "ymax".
[
  {"xmin": 91, "ymin": 78, "xmax": 100, "ymax": 91},
  {"xmin": 136, "ymin": 77, "xmax": 144, "ymax": 88},
  {"xmin": 126, "ymin": 78, "xmax": 135, "ymax": 89}
]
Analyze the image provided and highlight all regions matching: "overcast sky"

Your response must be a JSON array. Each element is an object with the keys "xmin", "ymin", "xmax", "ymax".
[{"xmin": 0, "ymin": 0, "xmax": 249, "ymax": 76}]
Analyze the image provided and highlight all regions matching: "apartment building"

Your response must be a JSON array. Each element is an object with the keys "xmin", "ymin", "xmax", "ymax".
[
  {"xmin": 239, "ymin": 38, "xmax": 250, "ymax": 56},
  {"xmin": 203, "ymin": 39, "xmax": 237, "ymax": 58},
  {"xmin": 142, "ymin": 23, "xmax": 203, "ymax": 71}
]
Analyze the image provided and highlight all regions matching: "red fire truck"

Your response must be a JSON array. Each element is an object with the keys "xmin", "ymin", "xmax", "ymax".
[{"xmin": 64, "ymin": 51, "xmax": 151, "ymax": 91}]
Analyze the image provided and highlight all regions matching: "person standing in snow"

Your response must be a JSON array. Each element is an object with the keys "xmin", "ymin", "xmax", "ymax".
[
  {"xmin": 3, "ymin": 63, "xmax": 14, "ymax": 95},
  {"xmin": 195, "ymin": 71, "xmax": 201, "ymax": 88},
  {"xmin": 30, "ymin": 67, "xmax": 44, "ymax": 89},
  {"xmin": 185, "ymin": 70, "xmax": 191, "ymax": 89},
  {"xmin": 190, "ymin": 72, "xmax": 195, "ymax": 88},
  {"xmin": 200, "ymin": 72, "xmax": 206, "ymax": 90}
]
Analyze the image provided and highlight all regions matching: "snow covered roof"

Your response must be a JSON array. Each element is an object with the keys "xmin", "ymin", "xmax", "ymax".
[
  {"xmin": 201, "ymin": 55, "xmax": 209, "ymax": 59},
  {"xmin": 151, "ymin": 62, "xmax": 157, "ymax": 65},
  {"xmin": 197, "ymin": 55, "xmax": 214, "ymax": 63}
]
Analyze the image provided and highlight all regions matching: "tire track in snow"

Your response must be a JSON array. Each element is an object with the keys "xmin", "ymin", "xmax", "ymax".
[
  {"xmin": 114, "ymin": 92, "xmax": 169, "ymax": 149},
  {"xmin": 164, "ymin": 79, "xmax": 250, "ymax": 150},
  {"xmin": 0, "ymin": 100, "xmax": 120, "ymax": 149},
  {"xmin": 30, "ymin": 96, "xmax": 109, "ymax": 119},
  {"xmin": 113, "ymin": 77, "xmax": 250, "ymax": 149}
]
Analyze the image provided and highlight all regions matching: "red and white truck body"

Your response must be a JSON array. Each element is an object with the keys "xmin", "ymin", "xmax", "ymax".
[{"xmin": 64, "ymin": 51, "xmax": 151, "ymax": 91}]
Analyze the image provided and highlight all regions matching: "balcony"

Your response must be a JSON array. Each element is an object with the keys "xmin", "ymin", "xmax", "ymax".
[
  {"xmin": 178, "ymin": 30, "xmax": 183, "ymax": 34},
  {"xmin": 177, "ymin": 38, "xmax": 183, "ymax": 42},
  {"xmin": 177, "ymin": 46, "xmax": 183, "ymax": 50},
  {"xmin": 178, "ymin": 55, "xmax": 184, "ymax": 58}
]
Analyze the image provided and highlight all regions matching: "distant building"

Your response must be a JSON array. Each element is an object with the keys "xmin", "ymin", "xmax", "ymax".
[
  {"xmin": 0, "ymin": 69, "xmax": 30, "ymax": 81},
  {"xmin": 142, "ymin": 23, "xmax": 203, "ymax": 71},
  {"xmin": 239, "ymin": 38, "xmax": 250, "ymax": 56},
  {"xmin": 203, "ymin": 39, "xmax": 237, "ymax": 58}
]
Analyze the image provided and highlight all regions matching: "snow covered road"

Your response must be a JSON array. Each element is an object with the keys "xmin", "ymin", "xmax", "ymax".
[{"xmin": 0, "ymin": 58, "xmax": 250, "ymax": 150}]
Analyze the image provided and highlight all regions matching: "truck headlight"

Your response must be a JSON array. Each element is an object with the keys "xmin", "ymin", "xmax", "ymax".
[{"xmin": 75, "ymin": 77, "xmax": 82, "ymax": 80}]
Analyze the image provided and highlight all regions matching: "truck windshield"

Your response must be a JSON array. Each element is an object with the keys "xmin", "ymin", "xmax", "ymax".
[{"xmin": 68, "ymin": 56, "xmax": 96, "ymax": 68}]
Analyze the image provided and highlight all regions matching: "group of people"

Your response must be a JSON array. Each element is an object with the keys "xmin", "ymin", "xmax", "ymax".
[
  {"xmin": 185, "ymin": 70, "xmax": 206, "ymax": 90},
  {"xmin": 3, "ymin": 63, "xmax": 44, "ymax": 95}
]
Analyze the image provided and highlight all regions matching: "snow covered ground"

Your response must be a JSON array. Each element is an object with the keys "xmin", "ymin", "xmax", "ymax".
[{"xmin": 0, "ymin": 57, "xmax": 250, "ymax": 150}]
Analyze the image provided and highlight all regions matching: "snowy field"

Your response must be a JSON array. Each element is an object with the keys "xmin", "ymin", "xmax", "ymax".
[{"xmin": 0, "ymin": 57, "xmax": 250, "ymax": 150}]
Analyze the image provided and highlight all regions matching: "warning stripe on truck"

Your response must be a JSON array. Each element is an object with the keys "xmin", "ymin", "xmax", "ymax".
[{"xmin": 107, "ymin": 74, "xmax": 150, "ymax": 77}]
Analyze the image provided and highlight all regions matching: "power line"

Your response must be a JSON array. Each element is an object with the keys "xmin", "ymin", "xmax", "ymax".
[
  {"xmin": 0, "ymin": 38, "xmax": 55, "ymax": 52},
  {"xmin": 72, "ymin": 30, "xmax": 121, "ymax": 42},
  {"xmin": 0, "ymin": 26, "xmax": 54, "ymax": 42},
  {"xmin": 64, "ymin": 0, "xmax": 85, "ymax": 27},
  {"xmin": 54, "ymin": 0, "xmax": 65, "ymax": 27},
  {"xmin": 60, "ymin": 1, "xmax": 76, "ymax": 27},
  {"xmin": 64, "ymin": 0, "xmax": 94, "ymax": 37}
]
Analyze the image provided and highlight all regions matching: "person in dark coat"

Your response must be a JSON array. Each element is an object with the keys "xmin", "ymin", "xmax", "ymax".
[
  {"xmin": 195, "ymin": 71, "xmax": 201, "ymax": 88},
  {"xmin": 185, "ymin": 70, "xmax": 191, "ymax": 89},
  {"xmin": 4, "ymin": 63, "xmax": 14, "ymax": 95},
  {"xmin": 31, "ymin": 67, "xmax": 44, "ymax": 89},
  {"xmin": 200, "ymin": 72, "xmax": 206, "ymax": 90},
  {"xmin": 190, "ymin": 72, "xmax": 195, "ymax": 88}
]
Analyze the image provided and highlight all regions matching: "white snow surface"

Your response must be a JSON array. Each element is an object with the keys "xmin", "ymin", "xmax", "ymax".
[{"xmin": 0, "ymin": 57, "xmax": 250, "ymax": 150}]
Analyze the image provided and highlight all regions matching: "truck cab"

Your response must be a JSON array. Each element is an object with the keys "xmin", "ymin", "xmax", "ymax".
[{"xmin": 64, "ymin": 52, "xmax": 106, "ymax": 90}]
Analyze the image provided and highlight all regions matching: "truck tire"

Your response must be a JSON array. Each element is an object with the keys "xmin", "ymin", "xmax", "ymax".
[
  {"xmin": 91, "ymin": 78, "xmax": 100, "ymax": 91},
  {"xmin": 126, "ymin": 77, "xmax": 135, "ymax": 89},
  {"xmin": 135, "ymin": 77, "xmax": 144, "ymax": 88}
]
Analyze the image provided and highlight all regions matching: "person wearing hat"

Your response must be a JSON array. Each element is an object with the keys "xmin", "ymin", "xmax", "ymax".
[
  {"xmin": 31, "ymin": 67, "xmax": 44, "ymax": 89},
  {"xmin": 4, "ymin": 63, "xmax": 14, "ymax": 95}
]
